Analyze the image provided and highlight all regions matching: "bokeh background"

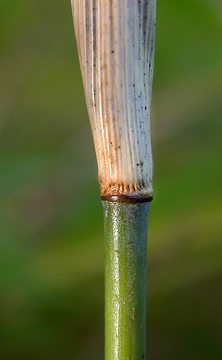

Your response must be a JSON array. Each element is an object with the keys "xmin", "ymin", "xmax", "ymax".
[{"xmin": 0, "ymin": 0, "xmax": 222, "ymax": 359}]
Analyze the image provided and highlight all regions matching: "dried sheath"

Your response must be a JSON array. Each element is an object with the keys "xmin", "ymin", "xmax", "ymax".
[{"xmin": 71, "ymin": 1, "xmax": 156, "ymax": 200}]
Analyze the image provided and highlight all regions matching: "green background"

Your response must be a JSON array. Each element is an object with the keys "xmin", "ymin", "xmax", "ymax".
[{"xmin": 0, "ymin": 0, "xmax": 222, "ymax": 359}]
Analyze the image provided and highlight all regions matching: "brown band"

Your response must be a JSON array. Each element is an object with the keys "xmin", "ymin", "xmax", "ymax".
[{"xmin": 100, "ymin": 194, "xmax": 153, "ymax": 204}]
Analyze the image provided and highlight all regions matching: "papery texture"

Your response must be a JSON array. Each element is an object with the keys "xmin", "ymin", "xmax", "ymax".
[{"xmin": 71, "ymin": 0, "xmax": 156, "ymax": 198}]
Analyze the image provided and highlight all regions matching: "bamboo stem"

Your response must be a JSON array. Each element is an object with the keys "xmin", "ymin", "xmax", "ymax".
[
  {"xmin": 103, "ymin": 199, "xmax": 150, "ymax": 360},
  {"xmin": 71, "ymin": 2, "xmax": 156, "ymax": 358}
]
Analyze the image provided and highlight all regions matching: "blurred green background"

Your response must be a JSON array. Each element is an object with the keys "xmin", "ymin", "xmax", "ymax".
[{"xmin": 0, "ymin": 0, "xmax": 221, "ymax": 359}]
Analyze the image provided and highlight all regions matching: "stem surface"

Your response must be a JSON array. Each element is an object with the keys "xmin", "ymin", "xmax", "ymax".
[{"xmin": 103, "ymin": 200, "xmax": 149, "ymax": 360}]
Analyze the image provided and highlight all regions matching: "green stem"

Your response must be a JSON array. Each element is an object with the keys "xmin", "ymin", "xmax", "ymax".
[{"xmin": 103, "ymin": 200, "xmax": 150, "ymax": 360}]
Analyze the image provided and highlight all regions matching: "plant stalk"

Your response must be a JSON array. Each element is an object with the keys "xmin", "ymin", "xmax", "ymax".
[
  {"xmin": 103, "ymin": 199, "xmax": 150, "ymax": 360},
  {"xmin": 71, "ymin": 2, "xmax": 156, "ymax": 358}
]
